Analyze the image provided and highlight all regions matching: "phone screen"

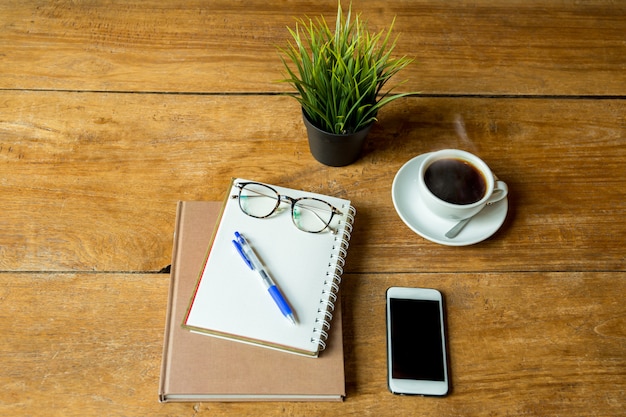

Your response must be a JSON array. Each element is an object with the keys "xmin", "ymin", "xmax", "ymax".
[{"xmin": 389, "ymin": 298, "xmax": 445, "ymax": 381}]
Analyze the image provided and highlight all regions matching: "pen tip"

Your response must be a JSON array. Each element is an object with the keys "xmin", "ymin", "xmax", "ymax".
[{"xmin": 287, "ymin": 314, "xmax": 297, "ymax": 326}]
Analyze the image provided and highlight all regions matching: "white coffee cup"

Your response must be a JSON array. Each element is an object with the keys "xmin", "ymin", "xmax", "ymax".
[{"xmin": 417, "ymin": 149, "xmax": 508, "ymax": 220}]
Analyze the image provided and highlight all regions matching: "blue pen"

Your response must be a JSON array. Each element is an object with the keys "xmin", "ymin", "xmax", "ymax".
[{"xmin": 232, "ymin": 231, "xmax": 297, "ymax": 325}]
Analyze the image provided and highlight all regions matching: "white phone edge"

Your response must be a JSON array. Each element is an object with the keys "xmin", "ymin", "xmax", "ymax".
[{"xmin": 386, "ymin": 286, "xmax": 450, "ymax": 396}]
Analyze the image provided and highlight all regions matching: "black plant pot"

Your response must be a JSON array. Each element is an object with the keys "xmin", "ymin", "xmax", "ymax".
[{"xmin": 302, "ymin": 111, "xmax": 372, "ymax": 167}]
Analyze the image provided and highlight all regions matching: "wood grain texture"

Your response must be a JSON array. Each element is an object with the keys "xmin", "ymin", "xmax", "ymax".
[
  {"xmin": 1, "ymin": 92, "xmax": 624, "ymax": 272},
  {"xmin": 1, "ymin": 272, "xmax": 623, "ymax": 416},
  {"xmin": 1, "ymin": 1, "xmax": 625, "ymax": 415},
  {"xmin": 1, "ymin": 0, "xmax": 624, "ymax": 95}
]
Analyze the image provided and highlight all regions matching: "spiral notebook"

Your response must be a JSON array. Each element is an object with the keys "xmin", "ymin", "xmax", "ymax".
[{"xmin": 183, "ymin": 178, "xmax": 355, "ymax": 357}]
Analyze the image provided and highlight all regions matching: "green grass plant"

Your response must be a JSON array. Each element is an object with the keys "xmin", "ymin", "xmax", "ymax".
[{"xmin": 279, "ymin": 2, "xmax": 413, "ymax": 135}]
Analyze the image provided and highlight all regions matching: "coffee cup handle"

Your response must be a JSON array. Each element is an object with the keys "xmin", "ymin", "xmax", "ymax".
[{"xmin": 486, "ymin": 180, "xmax": 508, "ymax": 205}]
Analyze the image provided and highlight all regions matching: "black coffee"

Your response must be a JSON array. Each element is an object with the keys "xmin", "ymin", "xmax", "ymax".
[{"xmin": 424, "ymin": 158, "xmax": 487, "ymax": 205}]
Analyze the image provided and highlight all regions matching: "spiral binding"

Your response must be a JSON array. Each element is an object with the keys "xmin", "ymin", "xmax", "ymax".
[{"xmin": 310, "ymin": 204, "xmax": 356, "ymax": 351}]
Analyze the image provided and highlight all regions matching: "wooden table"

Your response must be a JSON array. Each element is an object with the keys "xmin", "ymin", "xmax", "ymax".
[{"xmin": 1, "ymin": 1, "xmax": 624, "ymax": 416}]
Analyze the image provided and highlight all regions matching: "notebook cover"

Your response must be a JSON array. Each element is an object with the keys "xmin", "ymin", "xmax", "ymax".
[{"xmin": 159, "ymin": 201, "xmax": 345, "ymax": 402}]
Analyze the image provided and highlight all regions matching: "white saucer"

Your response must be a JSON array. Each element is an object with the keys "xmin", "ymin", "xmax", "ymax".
[{"xmin": 392, "ymin": 153, "xmax": 508, "ymax": 246}]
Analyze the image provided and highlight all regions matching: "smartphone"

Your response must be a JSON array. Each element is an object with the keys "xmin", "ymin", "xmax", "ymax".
[{"xmin": 386, "ymin": 287, "xmax": 449, "ymax": 396}]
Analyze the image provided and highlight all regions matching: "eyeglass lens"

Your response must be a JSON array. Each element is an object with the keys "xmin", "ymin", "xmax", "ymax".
[
  {"xmin": 292, "ymin": 198, "xmax": 335, "ymax": 233},
  {"xmin": 238, "ymin": 182, "xmax": 280, "ymax": 218}
]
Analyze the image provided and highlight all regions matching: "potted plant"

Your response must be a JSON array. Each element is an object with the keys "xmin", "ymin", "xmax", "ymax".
[{"xmin": 279, "ymin": 2, "xmax": 414, "ymax": 166}]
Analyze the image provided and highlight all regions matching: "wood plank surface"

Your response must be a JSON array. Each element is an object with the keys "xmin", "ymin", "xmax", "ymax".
[
  {"xmin": 1, "ymin": 272, "xmax": 623, "ymax": 417},
  {"xmin": 1, "ymin": 1, "xmax": 624, "ymax": 95},
  {"xmin": 1, "ymin": 92, "xmax": 624, "ymax": 273},
  {"xmin": 1, "ymin": 1, "xmax": 625, "ymax": 416}
]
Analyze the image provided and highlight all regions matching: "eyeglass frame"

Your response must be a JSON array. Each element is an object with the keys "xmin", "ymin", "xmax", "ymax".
[{"xmin": 231, "ymin": 181, "xmax": 344, "ymax": 234}]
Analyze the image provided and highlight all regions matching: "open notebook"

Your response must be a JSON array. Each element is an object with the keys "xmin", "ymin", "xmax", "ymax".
[{"xmin": 183, "ymin": 178, "xmax": 355, "ymax": 357}]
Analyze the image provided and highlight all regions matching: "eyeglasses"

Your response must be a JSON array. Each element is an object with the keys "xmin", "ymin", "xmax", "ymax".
[{"xmin": 231, "ymin": 181, "xmax": 343, "ymax": 234}]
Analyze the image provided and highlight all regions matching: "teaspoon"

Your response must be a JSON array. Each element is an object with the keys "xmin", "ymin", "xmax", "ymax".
[
  {"xmin": 445, "ymin": 201, "xmax": 495, "ymax": 239},
  {"xmin": 444, "ymin": 217, "xmax": 472, "ymax": 239}
]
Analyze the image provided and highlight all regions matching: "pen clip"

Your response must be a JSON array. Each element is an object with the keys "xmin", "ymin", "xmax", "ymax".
[{"xmin": 233, "ymin": 232, "xmax": 253, "ymax": 270}]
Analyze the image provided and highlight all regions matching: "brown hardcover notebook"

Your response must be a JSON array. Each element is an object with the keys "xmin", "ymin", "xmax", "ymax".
[{"xmin": 159, "ymin": 201, "xmax": 345, "ymax": 402}]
